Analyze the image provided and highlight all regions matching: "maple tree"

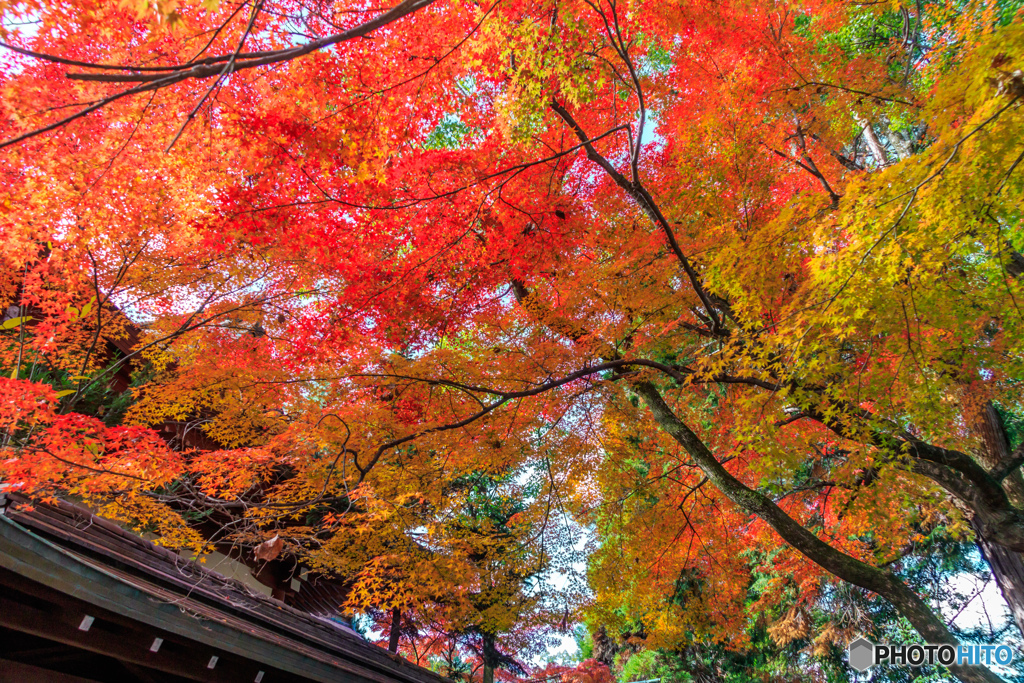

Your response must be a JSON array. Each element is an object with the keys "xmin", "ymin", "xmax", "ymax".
[
  {"xmin": 3, "ymin": 0, "xmax": 1024, "ymax": 680},
  {"xmin": 322, "ymin": 470, "xmax": 572, "ymax": 683}
]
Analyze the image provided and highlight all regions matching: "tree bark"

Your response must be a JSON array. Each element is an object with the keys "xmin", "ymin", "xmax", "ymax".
[
  {"xmin": 592, "ymin": 626, "xmax": 619, "ymax": 667},
  {"xmin": 973, "ymin": 402, "xmax": 1024, "ymax": 506},
  {"xmin": 973, "ymin": 518, "xmax": 1024, "ymax": 638},
  {"xmin": 1007, "ymin": 249, "xmax": 1024, "ymax": 278},
  {"xmin": 878, "ymin": 119, "xmax": 914, "ymax": 161},
  {"xmin": 634, "ymin": 382, "xmax": 1002, "ymax": 683},
  {"xmin": 482, "ymin": 632, "xmax": 497, "ymax": 683},
  {"xmin": 969, "ymin": 402, "xmax": 1024, "ymax": 638},
  {"xmin": 856, "ymin": 116, "xmax": 889, "ymax": 166},
  {"xmin": 389, "ymin": 607, "xmax": 401, "ymax": 653}
]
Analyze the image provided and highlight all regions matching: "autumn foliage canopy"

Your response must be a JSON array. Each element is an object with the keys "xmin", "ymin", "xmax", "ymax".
[{"xmin": 2, "ymin": 0, "xmax": 1024, "ymax": 680}]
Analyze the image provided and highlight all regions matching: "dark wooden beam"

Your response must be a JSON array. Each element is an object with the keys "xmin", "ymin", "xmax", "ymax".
[
  {"xmin": 0, "ymin": 657, "xmax": 104, "ymax": 683},
  {"xmin": 120, "ymin": 661, "xmax": 186, "ymax": 683},
  {"xmin": 0, "ymin": 585, "xmax": 275, "ymax": 683}
]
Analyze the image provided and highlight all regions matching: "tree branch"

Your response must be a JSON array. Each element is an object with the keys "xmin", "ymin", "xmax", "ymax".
[
  {"xmin": 549, "ymin": 98, "xmax": 728, "ymax": 335},
  {"xmin": 632, "ymin": 380, "xmax": 1000, "ymax": 683}
]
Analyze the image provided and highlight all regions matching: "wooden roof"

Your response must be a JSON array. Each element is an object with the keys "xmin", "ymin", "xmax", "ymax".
[{"xmin": 0, "ymin": 493, "xmax": 449, "ymax": 683}]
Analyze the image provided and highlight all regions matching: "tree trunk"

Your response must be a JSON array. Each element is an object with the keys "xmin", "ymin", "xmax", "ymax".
[
  {"xmin": 482, "ymin": 632, "xmax": 497, "ymax": 683},
  {"xmin": 856, "ymin": 116, "xmax": 889, "ymax": 167},
  {"xmin": 974, "ymin": 518, "xmax": 1024, "ymax": 637},
  {"xmin": 970, "ymin": 401, "xmax": 1024, "ymax": 638},
  {"xmin": 388, "ymin": 607, "xmax": 401, "ymax": 653},
  {"xmin": 973, "ymin": 402, "xmax": 1024, "ymax": 506},
  {"xmin": 592, "ymin": 626, "xmax": 619, "ymax": 667},
  {"xmin": 1007, "ymin": 248, "xmax": 1024, "ymax": 278},
  {"xmin": 878, "ymin": 120, "xmax": 914, "ymax": 160},
  {"xmin": 635, "ymin": 382, "xmax": 1002, "ymax": 683}
]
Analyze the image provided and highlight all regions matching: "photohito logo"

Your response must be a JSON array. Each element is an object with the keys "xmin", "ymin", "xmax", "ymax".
[{"xmin": 847, "ymin": 637, "xmax": 1015, "ymax": 671}]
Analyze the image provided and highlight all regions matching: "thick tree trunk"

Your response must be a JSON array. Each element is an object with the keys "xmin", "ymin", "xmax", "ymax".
[
  {"xmin": 974, "ymin": 518, "xmax": 1024, "ymax": 638},
  {"xmin": 481, "ymin": 632, "xmax": 497, "ymax": 683},
  {"xmin": 592, "ymin": 626, "xmax": 619, "ymax": 667},
  {"xmin": 388, "ymin": 607, "xmax": 401, "ymax": 653},
  {"xmin": 970, "ymin": 402, "xmax": 1024, "ymax": 638},
  {"xmin": 973, "ymin": 402, "xmax": 1024, "ymax": 506},
  {"xmin": 634, "ymin": 382, "xmax": 1002, "ymax": 683},
  {"xmin": 1007, "ymin": 249, "xmax": 1024, "ymax": 278}
]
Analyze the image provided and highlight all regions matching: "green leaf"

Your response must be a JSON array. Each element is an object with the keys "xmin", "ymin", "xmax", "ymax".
[{"xmin": 54, "ymin": 389, "xmax": 76, "ymax": 398}]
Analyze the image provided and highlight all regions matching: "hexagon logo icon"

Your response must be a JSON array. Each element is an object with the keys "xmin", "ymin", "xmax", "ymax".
[{"xmin": 848, "ymin": 637, "xmax": 875, "ymax": 672}]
